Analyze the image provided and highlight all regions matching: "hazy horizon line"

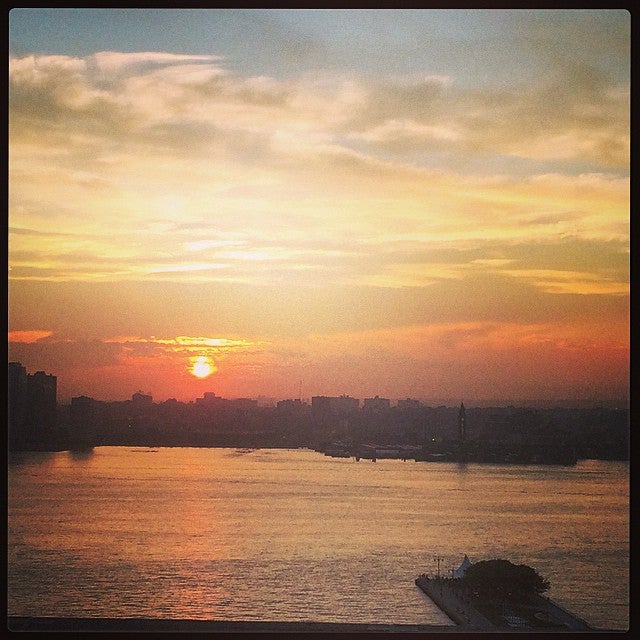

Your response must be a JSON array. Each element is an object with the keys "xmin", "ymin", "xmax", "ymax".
[{"xmin": 57, "ymin": 392, "xmax": 629, "ymax": 410}]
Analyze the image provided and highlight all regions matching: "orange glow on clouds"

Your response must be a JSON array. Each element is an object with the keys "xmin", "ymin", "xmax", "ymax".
[
  {"xmin": 7, "ymin": 22, "xmax": 629, "ymax": 406},
  {"xmin": 8, "ymin": 330, "xmax": 53, "ymax": 343},
  {"xmin": 104, "ymin": 335, "xmax": 253, "ymax": 349},
  {"xmin": 7, "ymin": 317, "xmax": 628, "ymax": 404}
]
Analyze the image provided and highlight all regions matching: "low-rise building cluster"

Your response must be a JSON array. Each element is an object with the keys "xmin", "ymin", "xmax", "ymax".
[{"xmin": 8, "ymin": 362, "xmax": 629, "ymax": 462}]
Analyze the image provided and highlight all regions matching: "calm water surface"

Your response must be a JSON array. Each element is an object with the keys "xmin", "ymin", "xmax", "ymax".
[{"xmin": 8, "ymin": 447, "xmax": 629, "ymax": 629}]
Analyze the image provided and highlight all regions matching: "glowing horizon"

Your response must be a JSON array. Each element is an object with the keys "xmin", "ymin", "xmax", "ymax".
[{"xmin": 8, "ymin": 9, "xmax": 629, "ymax": 405}]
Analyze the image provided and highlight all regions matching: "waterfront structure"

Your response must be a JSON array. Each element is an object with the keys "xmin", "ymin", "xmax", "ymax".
[
  {"xmin": 311, "ymin": 395, "xmax": 360, "ymax": 414},
  {"xmin": 195, "ymin": 392, "xmax": 227, "ymax": 411},
  {"xmin": 415, "ymin": 558, "xmax": 594, "ymax": 631},
  {"xmin": 458, "ymin": 402, "xmax": 466, "ymax": 441},
  {"xmin": 229, "ymin": 397, "xmax": 259, "ymax": 410},
  {"xmin": 132, "ymin": 391, "xmax": 153, "ymax": 405},
  {"xmin": 276, "ymin": 398, "xmax": 307, "ymax": 411},
  {"xmin": 8, "ymin": 362, "xmax": 28, "ymax": 441},
  {"xmin": 397, "ymin": 398, "xmax": 422, "ymax": 410},
  {"xmin": 363, "ymin": 396, "xmax": 391, "ymax": 412},
  {"xmin": 8, "ymin": 362, "xmax": 58, "ymax": 450},
  {"xmin": 6, "ymin": 361, "xmax": 628, "ymax": 460},
  {"xmin": 69, "ymin": 395, "xmax": 100, "ymax": 449},
  {"xmin": 453, "ymin": 554, "xmax": 472, "ymax": 579}
]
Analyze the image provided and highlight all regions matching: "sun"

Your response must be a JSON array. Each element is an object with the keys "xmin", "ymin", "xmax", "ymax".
[{"xmin": 190, "ymin": 356, "xmax": 216, "ymax": 378}]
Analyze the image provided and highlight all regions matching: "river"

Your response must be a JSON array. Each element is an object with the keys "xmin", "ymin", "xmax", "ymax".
[{"xmin": 7, "ymin": 447, "xmax": 629, "ymax": 630}]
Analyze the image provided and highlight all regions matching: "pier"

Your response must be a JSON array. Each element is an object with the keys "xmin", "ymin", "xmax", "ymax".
[
  {"xmin": 415, "ymin": 575, "xmax": 596, "ymax": 631},
  {"xmin": 415, "ymin": 576, "xmax": 496, "ymax": 630}
]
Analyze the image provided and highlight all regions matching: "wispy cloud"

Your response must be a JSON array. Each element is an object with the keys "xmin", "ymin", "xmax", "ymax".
[
  {"xmin": 9, "ymin": 51, "xmax": 628, "ymax": 288},
  {"xmin": 103, "ymin": 335, "xmax": 255, "ymax": 350},
  {"xmin": 7, "ymin": 10, "xmax": 629, "ymax": 404}
]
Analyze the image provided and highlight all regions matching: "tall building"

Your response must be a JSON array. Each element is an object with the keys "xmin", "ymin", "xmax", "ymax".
[
  {"xmin": 8, "ymin": 363, "xmax": 28, "ymax": 444},
  {"xmin": 8, "ymin": 363, "xmax": 58, "ymax": 450},
  {"xmin": 70, "ymin": 395, "xmax": 99, "ymax": 449}
]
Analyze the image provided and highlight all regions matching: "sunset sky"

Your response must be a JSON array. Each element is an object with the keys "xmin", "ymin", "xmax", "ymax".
[{"xmin": 8, "ymin": 9, "xmax": 629, "ymax": 405}]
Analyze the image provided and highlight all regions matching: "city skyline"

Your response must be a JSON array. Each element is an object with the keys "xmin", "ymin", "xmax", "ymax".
[
  {"xmin": 7, "ymin": 356, "xmax": 628, "ymax": 410},
  {"xmin": 8, "ymin": 9, "xmax": 630, "ymax": 405}
]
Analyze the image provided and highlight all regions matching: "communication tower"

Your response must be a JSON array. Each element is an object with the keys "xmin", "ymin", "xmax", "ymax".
[{"xmin": 458, "ymin": 402, "xmax": 466, "ymax": 441}]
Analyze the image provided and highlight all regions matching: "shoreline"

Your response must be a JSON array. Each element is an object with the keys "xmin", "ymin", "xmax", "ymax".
[
  {"xmin": 7, "ymin": 617, "xmax": 622, "ymax": 634},
  {"xmin": 7, "ymin": 617, "xmax": 464, "ymax": 633}
]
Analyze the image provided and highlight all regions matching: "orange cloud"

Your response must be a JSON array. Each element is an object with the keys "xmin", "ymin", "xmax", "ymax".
[
  {"xmin": 8, "ymin": 330, "xmax": 53, "ymax": 343},
  {"xmin": 103, "ymin": 335, "xmax": 255, "ymax": 351}
]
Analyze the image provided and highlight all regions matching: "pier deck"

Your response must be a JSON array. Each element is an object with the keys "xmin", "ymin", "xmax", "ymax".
[
  {"xmin": 415, "ymin": 575, "xmax": 596, "ymax": 632},
  {"xmin": 415, "ymin": 576, "xmax": 496, "ymax": 630}
]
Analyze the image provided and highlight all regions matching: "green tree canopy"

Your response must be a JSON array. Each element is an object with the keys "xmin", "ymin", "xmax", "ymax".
[{"xmin": 461, "ymin": 559, "xmax": 550, "ymax": 601}]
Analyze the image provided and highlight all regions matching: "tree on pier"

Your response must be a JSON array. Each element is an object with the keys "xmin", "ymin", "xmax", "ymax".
[{"xmin": 461, "ymin": 559, "xmax": 550, "ymax": 602}]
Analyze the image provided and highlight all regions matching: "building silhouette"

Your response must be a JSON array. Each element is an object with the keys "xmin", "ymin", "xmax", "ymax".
[
  {"xmin": 397, "ymin": 398, "xmax": 422, "ymax": 410},
  {"xmin": 69, "ymin": 395, "xmax": 100, "ymax": 449},
  {"xmin": 132, "ymin": 391, "xmax": 153, "ymax": 406},
  {"xmin": 311, "ymin": 395, "xmax": 360, "ymax": 414},
  {"xmin": 363, "ymin": 396, "xmax": 391, "ymax": 412},
  {"xmin": 458, "ymin": 402, "xmax": 466, "ymax": 442},
  {"xmin": 6, "ymin": 361, "xmax": 627, "ymax": 462},
  {"xmin": 8, "ymin": 362, "xmax": 59, "ymax": 450}
]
